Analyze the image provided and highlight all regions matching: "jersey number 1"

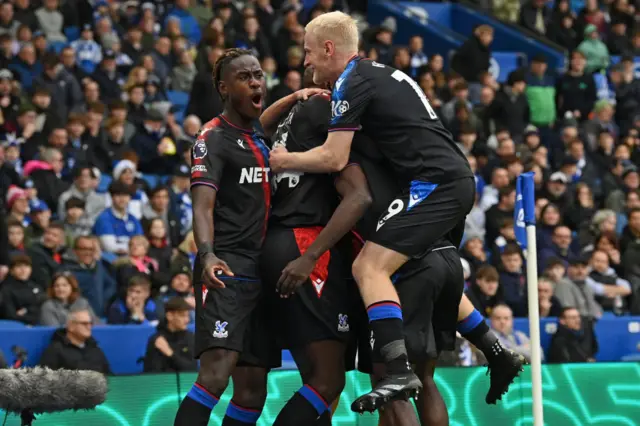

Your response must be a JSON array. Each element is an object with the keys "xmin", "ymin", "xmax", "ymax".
[{"xmin": 391, "ymin": 70, "xmax": 438, "ymax": 120}]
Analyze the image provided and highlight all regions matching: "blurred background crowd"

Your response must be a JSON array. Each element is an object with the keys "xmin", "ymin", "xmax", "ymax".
[{"xmin": 0, "ymin": 0, "xmax": 638, "ymax": 373}]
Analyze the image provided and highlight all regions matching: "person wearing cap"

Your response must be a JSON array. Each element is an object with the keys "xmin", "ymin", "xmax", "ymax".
[
  {"xmin": 111, "ymin": 159, "xmax": 148, "ymax": 220},
  {"xmin": 524, "ymin": 54, "xmax": 556, "ymax": 130},
  {"xmin": 143, "ymin": 296, "xmax": 197, "ymax": 373},
  {"xmin": 554, "ymin": 255, "xmax": 603, "ymax": 320},
  {"xmin": 35, "ymin": 0, "xmax": 66, "ymax": 43},
  {"xmin": 161, "ymin": 267, "xmax": 196, "ymax": 323},
  {"xmin": 24, "ymin": 198, "xmax": 51, "ymax": 245},
  {"xmin": 35, "ymin": 52, "xmax": 84, "ymax": 121},
  {"xmin": 144, "ymin": 74, "xmax": 168, "ymax": 103},
  {"xmin": 6, "ymin": 185, "xmax": 30, "ymax": 227},
  {"xmin": 606, "ymin": 164, "xmax": 639, "ymax": 213},
  {"xmin": 70, "ymin": 24, "xmax": 103, "ymax": 75},
  {"xmin": 131, "ymin": 108, "xmax": 179, "ymax": 175},
  {"xmin": 542, "ymin": 171, "xmax": 571, "ymax": 214},
  {"xmin": 489, "ymin": 70, "xmax": 529, "ymax": 142},
  {"xmin": 555, "ymin": 50, "xmax": 597, "ymax": 122},
  {"xmin": 91, "ymin": 48, "xmax": 122, "ymax": 103},
  {"xmin": 451, "ymin": 24, "xmax": 493, "ymax": 84},
  {"xmin": 93, "ymin": 181, "xmax": 143, "ymax": 257},
  {"xmin": 577, "ymin": 24, "xmax": 610, "ymax": 74}
]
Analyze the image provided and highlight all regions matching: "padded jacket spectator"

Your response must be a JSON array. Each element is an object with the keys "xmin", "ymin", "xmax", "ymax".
[
  {"xmin": 0, "ymin": 275, "xmax": 47, "ymax": 325},
  {"xmin": 39, "ymin": 328, "xmax": 110, "ymax": 374},
  {"xmin": 143, "ymin": 324, "xmax": 197, "ymax": 373},
  {"xmin": 61, "ymin": 252, "xmax": 117, "ymax": 317}
]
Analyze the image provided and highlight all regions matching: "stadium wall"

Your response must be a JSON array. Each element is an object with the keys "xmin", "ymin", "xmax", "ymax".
[{"xmin": 2, "ymin": 363, "xmax": 640, "ymax": 425}]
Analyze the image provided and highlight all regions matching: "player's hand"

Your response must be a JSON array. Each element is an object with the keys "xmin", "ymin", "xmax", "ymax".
[
  {"xmin": 295, "ymin": 88, "xmax": 330, "ymax": 101},
  {"xmin": 202, "ymin": 254, "xmax": 234, "ymax": 288},
  {"xmin": 269, "ymin": 145, "xmax": 289, "ymax": 173},
  {"xmin": 277, "ymin": 254, "xmax": 317, "ymax": 297}
]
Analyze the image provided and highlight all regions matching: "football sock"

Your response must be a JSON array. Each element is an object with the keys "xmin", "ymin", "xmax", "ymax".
[
  {"xmin": 174, "ymin": 383, "xmax": 219, "ymax": 426},
  {"xmin": 367, "ymin": 301, "xmax": 411, "ymax": 375},
  {"xmin": 458, "ymin": 309, "xmax": 504, "ymax": 363},
  {"xmin": 273, "ymin": 384, "xmax": 330, "ymax": 425},
  {"xmin": 221, "ymin": 400, "xmax": 262, "ymax": 425}
]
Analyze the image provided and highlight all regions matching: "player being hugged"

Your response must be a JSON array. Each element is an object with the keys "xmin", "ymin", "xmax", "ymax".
[
  {"xmin": 259, "ymin": 68, "xmax": 373, "ymax": 425},
  {"xmin": 269, "ymin": 11, "xmax": 479, "ymax": 413},
  {"xmin": 175, "ymin": 48, "xmax": 276, "ymax": 426}
]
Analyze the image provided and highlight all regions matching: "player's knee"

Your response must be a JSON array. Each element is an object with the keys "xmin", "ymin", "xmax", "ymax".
[
  {"xmin": 352, "ymin": 253, "xmax": 374, "ymax": 283},
  {"xmin": 197, "ymin": 367, "xmax": 231, "ymax": 396},
  {"xmin": 308, "ymin": 371, "xmax": 345, "ymax": 405},
  {"xmin": 232, "ymin": 383, "xmax": 267, "ymax": 409}
]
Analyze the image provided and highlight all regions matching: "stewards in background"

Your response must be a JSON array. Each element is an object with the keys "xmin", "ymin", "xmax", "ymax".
[
  {"xmin": 143, "ymin": 297, "xmax": 197, "ymax": 373},
  {"xmin": 39, "ymin": 308, "xmax": 111, "ymax": 374}
]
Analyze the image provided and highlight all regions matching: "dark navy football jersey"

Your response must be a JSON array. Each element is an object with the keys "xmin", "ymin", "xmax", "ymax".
[
  {"xmin": 329, "ymin": 56, "xmax": 473, "ymax": 185},
  {"xmin": 190, "ymin": 115, "xmax": 271, "ymax": 278},
  {"xmin": 269, "ymin": 94, "xmax": 339, "ymax": 228}
]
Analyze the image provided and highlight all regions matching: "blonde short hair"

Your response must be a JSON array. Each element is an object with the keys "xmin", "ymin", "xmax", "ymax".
[{"xmin": 305, "ymin": 11, "xmax": 359, "ymax": 53}]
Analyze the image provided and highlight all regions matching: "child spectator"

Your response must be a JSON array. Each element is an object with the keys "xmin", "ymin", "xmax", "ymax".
[
  {"xmin": 113, "ymin": 235, "xmax": 165, "ymax": 291},
  {"xmin": 145, "ymin": 217, "xmax": 172, "ymax": 277},
  {"xmin": 63, "ymin": 197, "xmax": 89, "ymax": 246},
  {"xmin": 40, "ymin": 271, "xmax": 97, "ymax": 327},
  {"xmin": 0, "ymin": 254, "xmax": 46, "ymax": 325},
  {"xmin": 161, "ymin": 266, "xmax": 195, "ymax": 323},
  {"xmin": 6, "ymin": 185, "xmax": 30, "ymax": 227},
  {"xmin": 499, "ymin": 243, "xmax": 527, "ymax": 316},
  {"xmin": 465, "ymin": 264, "xmax": 501, "ymax": 317},
  {"xmin": 111, "ymin": 159, "xmax": 148, "ymax": 220},
  {"xmin": 491, "ymin": 217, "xmax": 517, "ymax": 268},
  {"xmin": 143, "ymin": 297, "xmax": 197, "ymax": 373},
  {"xmin": 107, "ymin": 275, "xmax": 160, "ymax": 325},
  {"xmin": 6, "ymin": 218, "xmax": 26, "ymax": 257},
  {"xmin": 93, "ymin": 181, "xmax": 143, "ymax": 258}
]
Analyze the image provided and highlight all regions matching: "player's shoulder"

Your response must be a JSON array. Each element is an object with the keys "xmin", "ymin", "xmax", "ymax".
[
  {"xmin": 303, "ymin": 93, "xmax": 331, "ymax": 110},
  {"xmin": 353, "ymin": 59, "xmax": 391, "ymax": 77}
]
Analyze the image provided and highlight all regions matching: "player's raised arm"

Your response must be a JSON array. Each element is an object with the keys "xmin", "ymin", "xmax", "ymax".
[{"xmin": 277, "ymin": 161, "xmax": 372, "ymax": 294}]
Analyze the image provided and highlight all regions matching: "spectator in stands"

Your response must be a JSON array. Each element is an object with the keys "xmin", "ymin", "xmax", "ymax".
[
  {"xmin": 442, "ymin": 81, "xmax": 471, "ymax": 126},
  {"xmin": 607, "ymin": 19, "xmax": 631, "ymax": 55},
  {"xmin": 539, "ymin": 225, "xmax": 578, "ymax": 272},
  {"xmin": 70, "ymin": 25, "xmax": 102, "ymax": 75},
  {"xmin": 62, "ymin": 197, "xmax": 89, "ymax": 246},
  {"xmin": 555, "ymin": 255, "xmax": 603, "ymax": 318},
  {"xmin": 594, "ymin": 232, "xmax": 623, "ymax": 275},
  {"xmin": 580, "ymin": 209, "xmax": 618, "ymax": 250},
  {"xmin": 107, "ymin": 274, "xmax": 159, "ymax": 325},
  {"xmin": 556, "ymin": 51, "xmax": 597, "ymax": 123},
  {"xmin": 589, "ymin": 249, "xmax": 631, "ymax": 313},
  {"xmin": 113, "ymin": 235, "xmax": 164, "ymax": 291},
  {"xmin": 577, "ymin": 24, "xmax": 609, "ymax": 74},
  {"xmin": 62, "ymin": 235, "xmax": 115, "ymax": 317},
  {"xmin": 607, "ymin": 164, "xmax": 639, "ymax": 214},
  {"xmin": 499, "ymin": 243, "xmax": 527, "ymax": 316},
  {"xmin": 27, "ymin": 221, "xmax": 65, "ymax": 288},
  {"xmin": 171, "ymin": 230, "xmax": 196, "ymax": 272},
  {"xmin": 0, "ymin": 2, "xmax": 19, "ymax": 37},
  {"xmin": 6, "ymin": 185, "xmax": 29, "ymax": 227},
  {"xmin": 0, "ymin": 254, "xmax": 46, "ymax": 325},
  {"xmin": 143, "ymin": 297, "xmax": 197, "ymax": 373},
  {"xmin": 490, "ymin": 70, "xmax": 530, "ymax": 142},
  {"xmin": 621, "ymin": 208, "xmax": 640, "ymax": 254},
  {"xmin": 7, "ymin": 219, "xmax": 26, "ymax": 256},
  {"xmin": 35, "ymin": 0, "xmax": 66, "ymax": 43},
  {"xmin": 538, "ymin": 276, "xmax": 563, "ymax": 317},
  {"xmin": 541, "ymin": 172, "xmax": 572, "ymax": 215},
  {"xmin": 485, "ymin": 185, "xmax": 516, "ymax": 245},
  {"xmin": 519, "ymin": 0, "xmax": 550, "ymax": 35},
  {"xmin": 162, "ymin": 266, "xmax": 195, "ymax": 322},
  {"xmin": 546, "ymin": 2, "xmax": 577, "ymax": 50},
  {"xmin": 547, "ymin": 307, "xmax": 597, "ymax": 363},
  {"xmin": 37, "ymin": 53, "xmax": 83, "ymax": 122},
  {"xmin": 145, "ymin": 218, "xmax": 173, "ymax": 274},
  {"xmin": 170, "ymin": 49, "xmax": 197, "ymax": 92},
  {"xmin": 148, "ymin": 36, "xmax": 171, "ymax": 82},
  {"xmin": 24, "ymin": 147, "xmax": 68, "ymax": 212},
  {"xmin": 39, "ymin": 308, "xmax": 110, "ymax": 374},
  {"xmin": 165, "ymin": 0, "xmax": 201, "ymax": 46},
  {"xmin": 565, "ymin": 183, "xmax": 596, "ymax": 231},
  {"xmin": 40, "ymin": 271, "xmax": 97, "ymax": 326},
  {"xmin": 186, "ymin": 45, "xmax": 223, "ymax": 122},
  {"xmin": 111, "ymin": 159, "xmax": 148, "ymax": 220},
  {"xmin": 94, "ymin": 181, "xmax": 143, "ymax": 257},
  {"xmin": 92, "ymin": 50, "xmax": 122, "ymax": 104},
  {"xmin": 490, "ymin": 304, "xmax": 534, "ymax": 362},
  {"xmin": 480, "ymin": 167, "xmax": 510, "ymax": 212},
  {"xmin": 451, "ymin": 24, "xmax": 493, "ymax": 85},
  {"xmin": 132, "ymin": 109, "xmax": 180, "ymax": 176},
  {"xmin": 465, "ymin": 264, "xmax": 501, "ymax": 317},
  {"xmin": 58, "ymin": 165, "xmax": 108, "ymax": 231},
  {"xmin": 490, "ymin": 217, "xmax": 517, "ymax": 268},
  {"xmin": 23, "ymin": 200, "xmax": 49, "ymax": 245},
  {"xmin": 8, "ymin": 42, "xmax": 41, "ymax": 92},
  {"xmin": 525, "ymin": 54, "xmax": 556, "ymax": 131}
]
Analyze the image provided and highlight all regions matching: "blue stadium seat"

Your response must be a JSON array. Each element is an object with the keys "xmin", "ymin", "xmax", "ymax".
[
  {"xmin": 96, "ymin": 174, "xmax": 112, "ymax": 193},
  {"xmin": 0, "ymin": 320, "xmax": 27, "ymax": 329},
  {"xmin": 167, "ymin": 91, "xmax": 189, "ymax": 108},
  {"xmin": 48, "ymin": 41, "xmax": 67, "ymax": 54},
  {"xmin": 141, "ymin": 174, "xmax": 161, "ymax": 189},
  {"xmin": 174, "ymin": 109, "xmax": 185, "ymax": 124},
  {"xmin": 64, "ymin": 26, "xmax": 80, "ymax": 42}
]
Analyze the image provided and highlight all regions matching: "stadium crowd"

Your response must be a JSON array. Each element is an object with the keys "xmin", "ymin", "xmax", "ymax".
[{"xmin": 0, "ymin": 0, "xmax": 638, "ymax": 372}]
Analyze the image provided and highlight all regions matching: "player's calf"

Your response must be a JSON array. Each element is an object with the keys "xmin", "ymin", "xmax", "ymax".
[
  {"xmin": 222, "ymin": 366, "xmax": 268, "ymax": 426},
  {"xmin": 174, "ymin": 349, "xmax": 237, "ymax": 426}
]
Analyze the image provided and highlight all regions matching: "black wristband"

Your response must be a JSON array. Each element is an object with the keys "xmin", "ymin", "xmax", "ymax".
[{"xmin": 197, "ymin": 242, "xmax": 215, "ymax": 262}]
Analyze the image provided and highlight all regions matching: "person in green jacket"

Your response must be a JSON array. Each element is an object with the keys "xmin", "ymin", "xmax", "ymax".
[{"xmin": 577, "ymin": 24, "xmax": 610, "ymax": 74}]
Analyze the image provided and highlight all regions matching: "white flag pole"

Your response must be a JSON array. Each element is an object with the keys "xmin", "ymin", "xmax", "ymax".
[{"xmin": 525, "ymin": 224, "xmax": 544, "ymax": 426}]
